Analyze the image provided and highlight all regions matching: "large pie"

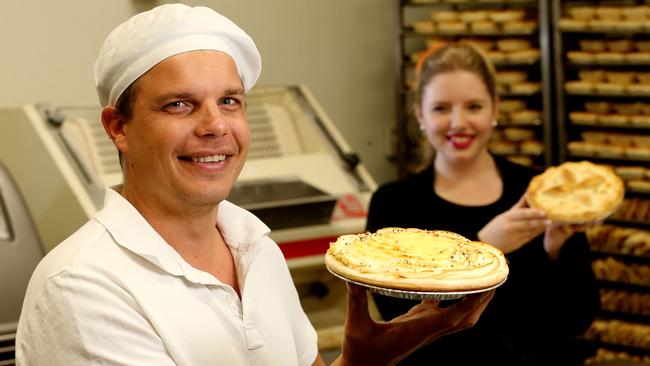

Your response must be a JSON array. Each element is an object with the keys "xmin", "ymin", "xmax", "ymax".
[
  {"xmin": 526, "ymin": 160, "xmax": 624, "ymax": 223},
  {"xmin": 325, "ymin": 228, "xmax": 509, "ymax": 292}
]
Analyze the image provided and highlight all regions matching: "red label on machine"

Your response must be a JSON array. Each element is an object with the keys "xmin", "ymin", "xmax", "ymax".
[
  {"xmin": 331, "ymin": 194, "xmax": 366, "ymax": 221},
  {"xmin": 278, "ymin": 236, "xmax": 337, "ymax": 259}
]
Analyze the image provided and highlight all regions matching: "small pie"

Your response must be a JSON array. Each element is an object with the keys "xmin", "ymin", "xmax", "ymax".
[
  {"xmin": 526, "ymin": 161, "xmax": 625, "ymax": 223},
  {"xmin": 325, "ymin": 228, "xmax": 509, "ymax": 292}
]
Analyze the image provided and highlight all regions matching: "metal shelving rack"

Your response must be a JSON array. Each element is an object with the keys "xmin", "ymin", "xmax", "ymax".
[
  {"xmin": 397, "ymin": 0, "xmax": 554, "ymax": 178},
  {"xmin": 552, "ymin": 0, "xmax": 650, "ymax": 361}
]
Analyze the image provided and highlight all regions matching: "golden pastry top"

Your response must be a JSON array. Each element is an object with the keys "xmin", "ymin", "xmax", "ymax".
[
  {"xmin": 327, "ymin": 228, "xmax": 505, "ymax": 282},
  {"xmin": 527, "ymin": 161, "xmax": 624, "ymax": 223}
]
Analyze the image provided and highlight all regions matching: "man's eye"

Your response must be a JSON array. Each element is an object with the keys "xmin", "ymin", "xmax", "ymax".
[
  {"xmin": 162, "ymin": 100, "xmax": 194, "ymax": 113},
  {"xmin": 221, "ymin": 97, "xmax": 239, "ymax": 106},
  {"xmin": 468, "ymin": 104, "xmax": 483, "ymax": 111},
  {"xmin": 166, "ymin": 101, "xmax": 186, "ymax": 109}
]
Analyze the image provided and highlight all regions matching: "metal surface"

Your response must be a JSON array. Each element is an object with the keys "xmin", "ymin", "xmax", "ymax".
[
  {"xmin": 228, "ymin": 178, "xmax": 330, "ymax": 208},
  {"xmin": 227, "ymin": 177, "xmax": 338, "ymax": 230},
  {"xmin": 231, "ymin": 85, "xmax": 376, "ymax": 231},
  {"xmin": 0, "ymin": 331, "xmax": 15, "ymax": 365},
  {"xmin": 327, "ymin": 267, "xmax": 507, "ymax": 301},
  {"xmin": 0, "ymin": 198, "xmax": 10, "ymax": 241},
  {"xmin": 551, "ymin": 0, "xmax": 568, "ymax": 163},
  {"xmin": 538, "ymin": 0, "xmax": 554, "ymax": 166},
  {"xmin": 0, "ymin": 161, "xmax": 43, "ymax": 333}
]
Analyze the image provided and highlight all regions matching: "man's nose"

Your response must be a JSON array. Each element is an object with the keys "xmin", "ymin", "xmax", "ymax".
[{"xmin": 196, "ymin": 103, "xmax": 228, "ymax": 137}]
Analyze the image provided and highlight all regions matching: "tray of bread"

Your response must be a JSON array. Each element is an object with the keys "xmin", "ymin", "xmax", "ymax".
[
  {"xmin": 560, "ymin": 4, "xmax": 650, "ymax": 33},
  {"xmin": 325, "ymin": 228, "xmax": 509, "ymax": 300},
  {"xmin": 410, "ymin": 9, "xmax": 538, "ymax": 36},
  {"xmin": 565, "ymin": 69, "xmax": 650, "ymax": 97},
  {"xmin": 567, "ymin": 39, "xmax": 650, "ymax": 66}
]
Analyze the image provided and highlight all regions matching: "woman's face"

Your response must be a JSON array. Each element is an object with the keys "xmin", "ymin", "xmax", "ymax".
[{"xmin": 416, "ymin": 70, "xmax": 497, "ymax": 166}]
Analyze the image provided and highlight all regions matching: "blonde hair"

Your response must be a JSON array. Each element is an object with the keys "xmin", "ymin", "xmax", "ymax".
[
  {"xmin": 416, "ymin": 42, "xmax": 497, "ymax": 105},
  {"xmin": 410, "ymin": 42, "xmax": 498, "ymax": 172}
]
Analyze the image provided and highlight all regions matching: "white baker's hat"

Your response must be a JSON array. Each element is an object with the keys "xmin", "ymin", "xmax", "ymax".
[{"xmin": 94, "ymin": 3, "xmax": 261, "ymax": 107}]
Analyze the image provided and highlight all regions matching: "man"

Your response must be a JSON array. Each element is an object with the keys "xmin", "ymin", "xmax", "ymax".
[{"xmin": 16, "ymin": 4, "xmax": 492, "ymax": 365}]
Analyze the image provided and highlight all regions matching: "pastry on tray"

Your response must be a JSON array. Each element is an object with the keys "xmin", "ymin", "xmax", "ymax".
[
  {"xmin": 526, "ymin": 161, "xmax": 624, "ymax": 223},
  {"xmin": 326, "ymin": 228, "xmax": 509, "ymax": 294}
]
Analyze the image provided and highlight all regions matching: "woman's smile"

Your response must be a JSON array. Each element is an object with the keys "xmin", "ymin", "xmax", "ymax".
[{"xmin": 447, "ymin": 133, "xmax": 475, "ymax": 149}]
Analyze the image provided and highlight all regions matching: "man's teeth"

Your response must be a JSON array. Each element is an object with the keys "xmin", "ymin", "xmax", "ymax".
[{"xmin": 192, "ymin": 155, "xmax": 226, "ymax": 163}]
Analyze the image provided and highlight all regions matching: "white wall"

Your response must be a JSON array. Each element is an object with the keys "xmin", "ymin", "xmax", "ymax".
[{"xmin": 0, "ymin": 0, "xmax": 399, "ymax": 184}]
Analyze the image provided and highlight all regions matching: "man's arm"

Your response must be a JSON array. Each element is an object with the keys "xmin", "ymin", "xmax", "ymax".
[{"xmin": 17, "ymin": 272, "xmax": 176, "ymax": 365}]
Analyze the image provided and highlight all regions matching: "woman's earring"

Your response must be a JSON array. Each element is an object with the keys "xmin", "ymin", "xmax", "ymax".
[
  {"xmin": 419, "ymin": 124, "xmax": 425, "ymax": 132},
  {"xmin": 492, "ymin": 120, "xmax": 498, "ymax": 127}
]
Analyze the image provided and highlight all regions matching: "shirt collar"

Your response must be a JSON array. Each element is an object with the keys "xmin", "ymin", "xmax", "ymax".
[
  {"xmin": 94, "ymin": 188, "xmax": 271, "ymax": 284},
  {"xmin": 216, "ymin": 199, "xmax": 270, "ymax": 253}
]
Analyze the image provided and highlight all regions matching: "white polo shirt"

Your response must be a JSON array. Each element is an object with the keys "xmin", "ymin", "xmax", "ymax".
[{"xmin": 16, "ymin": 188, "xmax": 318, "ymax": 366}]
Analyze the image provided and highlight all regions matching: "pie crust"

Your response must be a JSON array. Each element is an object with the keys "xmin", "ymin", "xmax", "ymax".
[
  {"xmin": 526, "ymin": 161, "xmax": 625, "ymax": 223},
  {"xmin": 325, "ymin": 228, "xmax": 509, "ymax": 292}
]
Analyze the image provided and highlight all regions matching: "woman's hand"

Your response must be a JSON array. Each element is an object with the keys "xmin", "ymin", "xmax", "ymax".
[
  {"xmin": 333, "ymin": 284, "xmax": 494, "ymax": 366},
  {"xmin": 477, "ymin": 194, "xmax": 547, "ymax": 254},
  {"xmin": 543, "ymin": 223, "xmax": 574, "ymax": 260},
  {"xmin": 544, "ymin": 221, "xmax": 598, "ymax": 260}
]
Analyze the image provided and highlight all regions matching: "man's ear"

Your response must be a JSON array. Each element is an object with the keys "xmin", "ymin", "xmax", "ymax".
[{"xmin": 101, "ymin": 106, "xmax": 128, "ymax": 154}]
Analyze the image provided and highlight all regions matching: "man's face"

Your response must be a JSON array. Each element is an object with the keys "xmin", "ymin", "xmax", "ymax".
[{"xmin": 118, "ymin": 50, "xmax": 249, "ymax": 212}]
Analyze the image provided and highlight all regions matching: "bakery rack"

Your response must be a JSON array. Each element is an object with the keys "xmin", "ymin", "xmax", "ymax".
[
  {"xmin": 397, "ymin": 0, "xmax": 554, "ymax": 176},
  {"xmin": 552, "ymin": 0, "xmax": 650, "ymax": 362}
]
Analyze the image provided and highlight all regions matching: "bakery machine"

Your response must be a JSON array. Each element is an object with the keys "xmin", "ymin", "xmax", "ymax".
[
  {"xmin": 0, "ymin": 85, "xmax": 377, "ymax": 352},
  {"xmin": 0, "ymin": 162, "xmax": 44, "ymax": 365}
]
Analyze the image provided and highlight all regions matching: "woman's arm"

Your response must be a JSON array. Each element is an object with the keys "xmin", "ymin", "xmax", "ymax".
[{"xmin": 548, "ymin": 231, "xmax": 601, "ymax": 334}]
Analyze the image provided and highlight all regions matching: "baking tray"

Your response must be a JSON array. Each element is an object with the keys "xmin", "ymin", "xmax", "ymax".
[{"xmin": 327, "ymin": 267, "xmax": 506, "ymax": 301}]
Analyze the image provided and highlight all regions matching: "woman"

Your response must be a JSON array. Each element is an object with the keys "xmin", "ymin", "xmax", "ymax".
[{"xmin": 367, "ymin": 43, "xmax": 600, "ymax": 366}]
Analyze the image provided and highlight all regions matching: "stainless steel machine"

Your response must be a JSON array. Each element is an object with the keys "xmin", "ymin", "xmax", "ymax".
[{"xmin": 0, "ymin": 162, "xmax": 44, "ymax": 365}]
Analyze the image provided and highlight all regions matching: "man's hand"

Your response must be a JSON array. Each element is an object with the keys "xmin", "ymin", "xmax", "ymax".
[
  {"xmin": 478, "ymin": 194, "xmax": 547, "ymax": 254},
  {"xmin": 333, "ymin": 284, "xmax": 494, "ymax": 366}
]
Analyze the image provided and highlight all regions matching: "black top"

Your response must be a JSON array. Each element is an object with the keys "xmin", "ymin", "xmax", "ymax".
[{"xmin": 366, "ymin": 157, "xmax": 600, "ymax": 366}]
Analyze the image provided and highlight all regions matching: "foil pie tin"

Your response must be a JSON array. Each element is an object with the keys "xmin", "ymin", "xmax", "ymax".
[{"xmin": 327, "ymin": 267, "xmax": 507, "ymax": 301}]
